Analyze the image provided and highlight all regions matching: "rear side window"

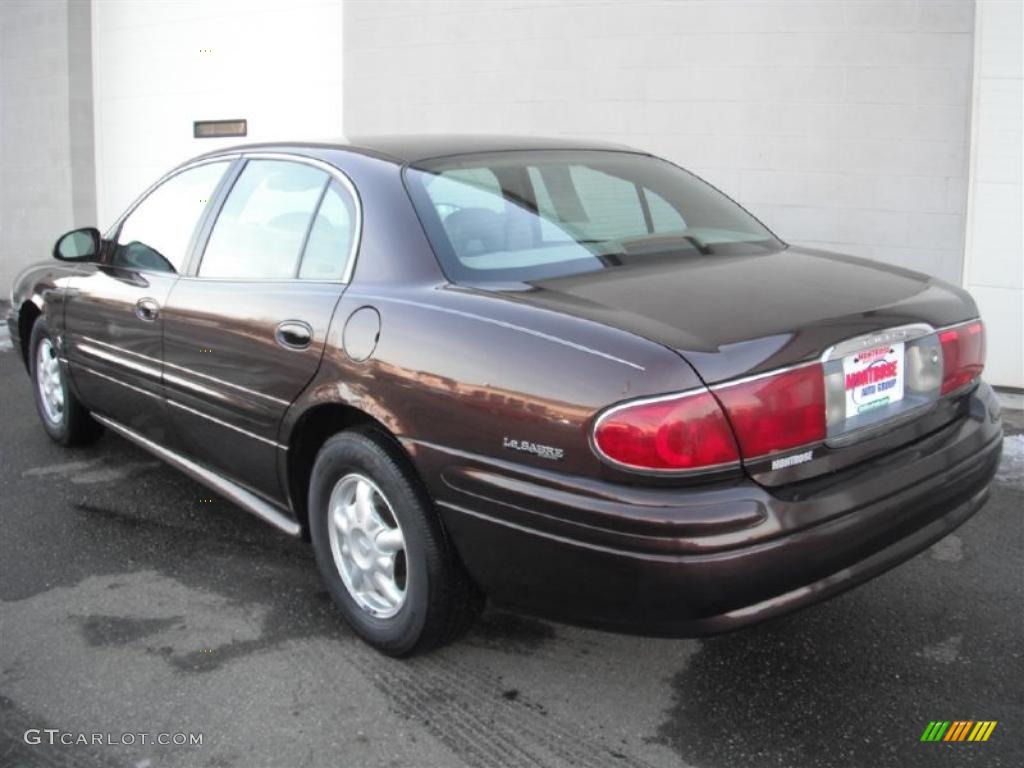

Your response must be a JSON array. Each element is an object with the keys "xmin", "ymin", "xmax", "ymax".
[
  {"xmin": 113, "ymin": 161, "xmax": 229, "ymax": 273},
  {"xmin": 200, "ymin": 160, "xmax": 328, "ymax": 279},
  {"xmin": 298, "ymin": 181, "xmax": 357, "ymax": 280}
]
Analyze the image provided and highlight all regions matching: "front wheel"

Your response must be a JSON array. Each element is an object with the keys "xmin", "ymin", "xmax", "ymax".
[
  {"xmin": 309, "ymin": 429, "xmax": 482, "ymax": 656},
  {"xmin": 29, "ymin": 318, "xmax": 102, "ymax": 446}
]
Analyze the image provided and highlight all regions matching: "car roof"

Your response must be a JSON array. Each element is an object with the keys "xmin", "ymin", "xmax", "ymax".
[{"xmin": 207, "ymin": 134, "xmax": 644, "ymax": 165}]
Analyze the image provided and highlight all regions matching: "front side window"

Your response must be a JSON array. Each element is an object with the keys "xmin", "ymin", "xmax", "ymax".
[
  {"xmin": 404, "ymin": 150, "xmax": 782, "ymax": 283},
  {"xmin": 113, "ymin": 161, "xmax": 229, "ymax": 273},
  {"xmin": 200, "ymin": 160, "xmax": 328, "ymax": 279}
]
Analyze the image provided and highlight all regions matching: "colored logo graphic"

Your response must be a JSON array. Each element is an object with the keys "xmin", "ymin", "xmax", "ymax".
[{"xmin": 920, "ymin": 721, "xmax": 997, "ymax": 742}]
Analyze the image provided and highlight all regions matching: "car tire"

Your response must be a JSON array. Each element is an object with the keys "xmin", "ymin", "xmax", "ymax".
[
  {"xmin": 29, "ymin": 317, "xmax": 103, "ymax": 446},
  {"xmin": 309, "ymin": 428, "xmax": 483, "ymax": 656}
]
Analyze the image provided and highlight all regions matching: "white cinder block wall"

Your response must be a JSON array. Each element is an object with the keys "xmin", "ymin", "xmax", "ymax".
[
  {"xmin": 347, "ymin": 0, "xmax": 1024, "ymax": 388},
  {"xmin": 91, "ymin": 0, "xmax": 345, "ymax": 228},
  {"xmin": 344, "ymin": 0, "xmax": 974, "ymax": 286},
  {"xmin": 345, "ymin": 0, "xmax": 975, "ymax": 284},
  {"xmin": 3, "ymin": 0, "xmax": 1019, "ymax": 386},
  {"xmin": 962, "ymin": 0, "xmax": 1023, "ymax": 389},
  {"xmin": 0, "ymin": 0, "xmax": 93, "ymax": 294}
]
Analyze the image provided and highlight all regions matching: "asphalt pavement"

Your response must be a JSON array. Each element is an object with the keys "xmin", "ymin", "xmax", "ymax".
[{"xmin": 1, "ymin": 322, "xmax": 1021, "ymax": 768}]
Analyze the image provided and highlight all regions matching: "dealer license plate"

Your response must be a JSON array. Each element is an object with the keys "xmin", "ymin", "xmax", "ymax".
[{"xmin": 842, "ymin": 342, "xmax": 905, "ymax": 419}]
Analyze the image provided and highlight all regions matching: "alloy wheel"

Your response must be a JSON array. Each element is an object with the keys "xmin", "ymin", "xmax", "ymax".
[
  {"xmin": 36, "ymin": 337, "xmax": 65, "ymax": 425},
  {"xmin": 327, "ymin": 473, "xmax": 408, "ymax": 618}
]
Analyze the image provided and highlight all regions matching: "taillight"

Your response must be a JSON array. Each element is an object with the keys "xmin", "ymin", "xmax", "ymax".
[
  {"xmin": 593, "ymin": 390, "xmax": 740, "ymax": 471},
  {"xmin": 939, "ymin": 320, "xmax": 985, "ymax": 394},
  {"xmin": 715, "ymin": 364, "xmax": 826, "ymax": 459}
]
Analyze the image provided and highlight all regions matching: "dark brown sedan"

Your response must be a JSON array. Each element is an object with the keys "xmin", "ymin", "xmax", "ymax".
[{"xmin": 7, "ymin": 136, "xmax": 1002, "ymax": 655}]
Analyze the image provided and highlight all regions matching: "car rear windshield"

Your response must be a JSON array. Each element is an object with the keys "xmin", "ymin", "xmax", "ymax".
[{"xmin": 404, "ymin": 150, "xmax": 784, "ymax": 284}]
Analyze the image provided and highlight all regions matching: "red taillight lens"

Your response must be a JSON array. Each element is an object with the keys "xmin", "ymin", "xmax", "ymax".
[
  {"xmin": 715, "ymin": 364, "xmax": 826, "ymax": 459},
  {"xmin": 939, "ymin": 321, "xmax": 985, "ymax": 394},
  {"xmin": 593, "ymin": 390, "xmax": 740, "ymax": 471}
]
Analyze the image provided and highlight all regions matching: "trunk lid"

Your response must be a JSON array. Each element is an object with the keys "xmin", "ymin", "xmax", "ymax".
[
  {"xmin": 498, "ymin": 246, "xmax": 981, "ymax": 485},
  {"xmin": 513, "ymin": 246, "xmax": 976, "ymax": 384}
]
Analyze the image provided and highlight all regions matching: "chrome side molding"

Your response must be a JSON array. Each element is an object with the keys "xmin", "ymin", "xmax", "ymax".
[
  {"xmin": 75, "ymin": 362, "xmax": 289, "ymax": 451},
  {"xmin": 77, "ymin": 334, "xmax": 291, "ymax": 406},
  {"xmin": 91, "ymin": 413, "xmax": 301, "ymax": 537}
]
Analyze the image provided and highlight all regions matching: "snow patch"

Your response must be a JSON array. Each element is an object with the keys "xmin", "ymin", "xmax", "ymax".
[{"xmin": 996, "ymin": 434, "xmax": 1024, "ymax": 488}]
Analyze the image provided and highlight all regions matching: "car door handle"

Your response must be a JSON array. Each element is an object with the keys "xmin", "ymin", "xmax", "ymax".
[
  {"xmin": 275, "ymin": 320, "xmax": 312, "ymax": 350},
  {"xmin": 135, "ymin": 297, "xmax": 160, "ymax": 322}
]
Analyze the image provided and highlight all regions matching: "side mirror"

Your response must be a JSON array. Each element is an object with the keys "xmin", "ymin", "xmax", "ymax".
[{"xmin": 53, "ymin": 227, "xmax": 101, "ymax": 262}]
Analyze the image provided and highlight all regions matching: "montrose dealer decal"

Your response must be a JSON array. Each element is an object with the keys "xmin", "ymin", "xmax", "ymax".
[{"xmin": 842, "ymin": 342, "xmax": 905, "ymax": 418}]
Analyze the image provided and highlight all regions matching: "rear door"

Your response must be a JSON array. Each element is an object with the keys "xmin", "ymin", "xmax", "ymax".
[
  {"xmin": 64, "ymin": 159, "xmax": 232, "ymax": 442},
  {"xmin": 161, "ymin": 155, "xmax": 359, "ymax": 502}
]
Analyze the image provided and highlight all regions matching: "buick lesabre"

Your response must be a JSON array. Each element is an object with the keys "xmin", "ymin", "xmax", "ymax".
[{"xmin": 7, "ymin": 136, "xmax": 1002, "ymax": 655}]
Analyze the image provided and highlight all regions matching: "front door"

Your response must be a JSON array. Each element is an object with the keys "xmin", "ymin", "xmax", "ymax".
[
  {"xmin": 64, "ymin": 160, "xmax": 232, "ymax": 442},
  {"xmin": 161, "ymin": 157, "xmax": 358, "ymax": 502}
]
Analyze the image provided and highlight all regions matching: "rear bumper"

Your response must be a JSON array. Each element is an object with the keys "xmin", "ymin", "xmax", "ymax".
[{"xmin": 412, "ymin": 382, "xmax": 1003, "ymax": 635}]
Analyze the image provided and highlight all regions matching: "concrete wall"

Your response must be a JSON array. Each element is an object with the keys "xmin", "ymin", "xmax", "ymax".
[
  {"xmin": 92, "ymin": 0, "xmax": 344, "ymax": 228},
  {"xmin": 0, "ymin": 0, "xmax": 95, "ymax": 296},
  {"xmin": 3, "ymin": 0, "xmax": 1018, "ymax": 387},
  {"xmin": 345, "ymin": 0, "xmax": 976, "ymax": 285},
  {"xmin": 963, "ymin": 0, "xmax": 1022, "ymax": 389}
]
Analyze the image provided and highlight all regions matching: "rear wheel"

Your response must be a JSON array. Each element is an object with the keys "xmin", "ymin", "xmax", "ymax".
[
  {"xmin": 309, "ymin": 428, "xmax": 482, "ymax": 656},
  {"xmin": 29, "ymin": 318, "xmax": 102, "ymax": 446}
]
